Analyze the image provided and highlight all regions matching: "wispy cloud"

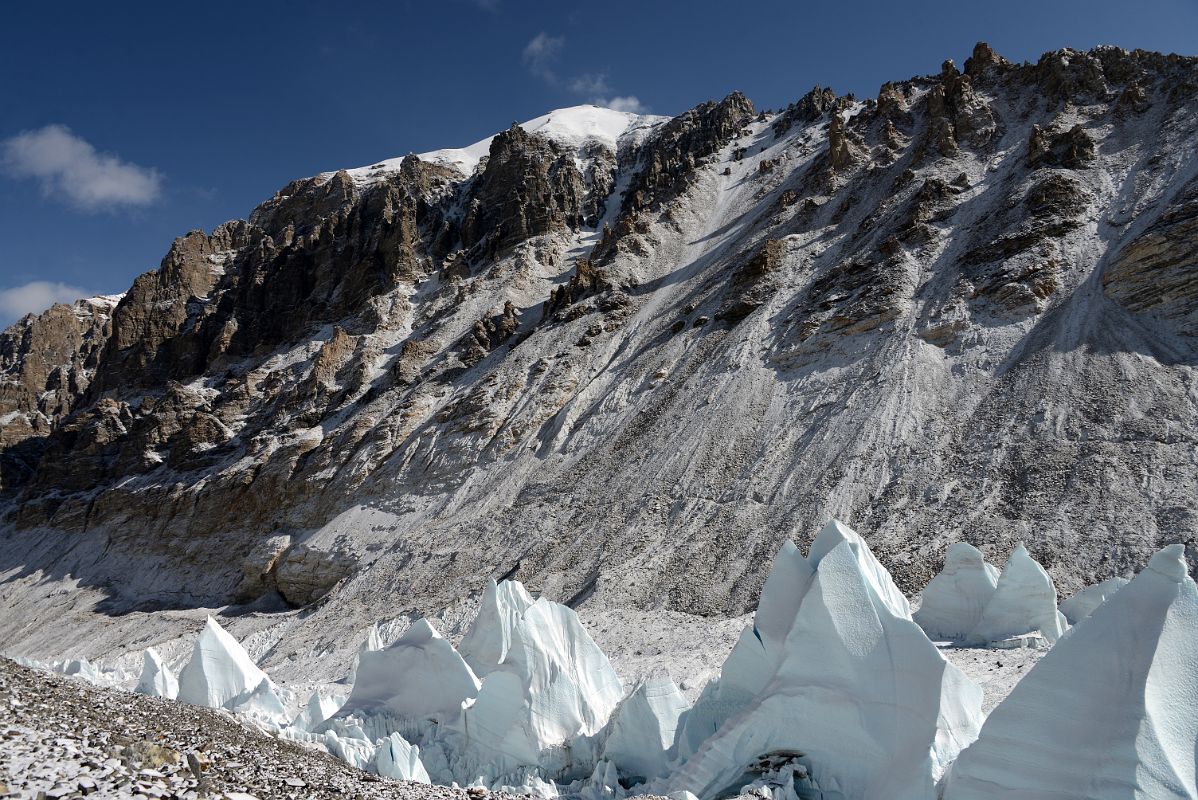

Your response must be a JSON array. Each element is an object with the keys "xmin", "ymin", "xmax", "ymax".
[
  {"xmin": 1, "ymin": 124, "xmax": 162, "ymax": 212},
  {"xmin": 569, "ymin": 72, "xmax": 612, "ymax": 96},
  {"xmin": 0, "ymin": 280, "xmax": 92, "ymax": 326},
  {"xmin": 603, "ymin": 96, "xmax": 648, "ymax": 113},
  {"xmin": 522, "ymin": 32, "xmax": 565, "ymax": 83},
  {"xmin": 522, "ymin": 35, "xmax": 648, "ymax": 113}
]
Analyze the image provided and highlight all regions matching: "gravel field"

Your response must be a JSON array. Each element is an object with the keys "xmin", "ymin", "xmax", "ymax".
[{"xmin": 0, "ymin": 658, "xmax": 519, "ymax": 800}]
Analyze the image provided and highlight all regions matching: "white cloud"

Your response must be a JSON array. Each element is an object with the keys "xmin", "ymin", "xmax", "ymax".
[
  {"xmin": 599, "ymin": 96, "xmax": 648, "ymax": 114},
  {"xmin": 1, "ymin": 124, "xmax": 162, "ymax": 212},
  {"xmin": 0, "ymin": 281, "xmax": 92, "ymax": 326},
  {"xmin": 522, "ymin": 34, "xmax": 648, "ymax": 114},
  {"xmin": 522, "ymin": 33, "xmax": 564, "ymax": 82}
]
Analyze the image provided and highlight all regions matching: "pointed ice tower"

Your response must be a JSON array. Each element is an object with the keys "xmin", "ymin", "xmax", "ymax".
[
  {"xmin": 665, "ymin": 520, "xmax": 984, "ymax": 800},
  {"xmin": 967, "ymin": 543, "xmax": 1067, "ymax": 645},
  {"xmin": 376, "ymin": 731, "xmax": 432, "ymax": 783},
  {"xmin": 447, "ymin": 578, "xmax": 624, "ymax": 780},
  {"xmin": 340, "ymin": 618, "xmax": 481, "ymax": 722},
  {"xmin": 602, "ymin": 676, "xmax": 691, "ymax": 781},
  {"xmin": 676, "ymin": 539, "xmax": 812, "ymax": 758},
  {"xmin": 291, "ymin": 689, "xmax": 346, "ymax": 733},
  {"xmin": 347, "ymin": 621, "xmax": 385, "ymax": 684},
  {"xmin": 458, "ymin": 578, "xmax": 537, "ymax": 676},
  {"xmin": 914, "ymin": 542, "xmax": 1000, "ymax": 641},
  {"xmin": 177, "ymin": 617, "xmax": 269, "ymax": 708},
  {"xmin": 943, "ymin": 544, "xmax": 1198, "ymax": 799},
  {"xmin": 135, "ymin": 647, "xmax": 179, "ymax": 699},
  {"xmin": 1059, "ymin": 575, "xmax": 1129, "ymax": 625}
]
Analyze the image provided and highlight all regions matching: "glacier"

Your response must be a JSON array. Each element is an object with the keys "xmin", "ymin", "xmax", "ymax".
[
  {"xmin": 943, "ymin": 544, "xmax": 1198, "ymax": 799},
  {"xmin": 12, "ymin": 520, "xmax": 1195, "ymax": 800},
  {"xmin": 913, "ymin": 542, "xmax": 999, "ymax": 641}
]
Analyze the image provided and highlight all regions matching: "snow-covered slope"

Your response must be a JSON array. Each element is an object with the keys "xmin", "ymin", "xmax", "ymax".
[{"xmin": 341, "ymin": 104, "xmax": 666, "ymax": 181}]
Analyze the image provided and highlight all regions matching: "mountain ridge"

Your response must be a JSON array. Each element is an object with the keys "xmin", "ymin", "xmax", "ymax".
[{"xmin": 2, "ymin": 42, "xmax": 1197, "ymax": 674}]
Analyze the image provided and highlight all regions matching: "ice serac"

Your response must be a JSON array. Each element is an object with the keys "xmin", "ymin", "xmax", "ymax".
[
  {"xmin": 446, "ymin": 580, "xmax": 624, "ymax": 782},
  {"xmin": 458, "ymin": 578, "xmax": 536, "ymax": 677},
  {"xmin": 232, "ymin": 677, "xmax": 292, "ymax": 728},
  {"xmin": 602, "ymin": 676, "xmax": 691, "ymax": 781},
  {"xmin": 59, "ymin": 658, "xmax": 103, "ymax": 685},
  {"xmin": 666, "ymin": 520, "xmax": 984, "ymax": 800},
  {"xmin": 347, "ymin": 622, "xmax": 384, "ymax": 683},
  {"xmin": 340, "ymin": 618, "xmax": 480, "ymax": 721},
  {"xmin": 943, "ymin": 544, "xmax": 1198, "ymax": 799},
  {"xmin": 376, "ymin": 732, "xmax": 432, "ymax": 783},
  {"xmin": 135, "ymin": 647, "xmax": 179, "ymax": 699},
  {"xmin": 177, "ymin": 617, "xmax": 268, "ymax": 708},
  {"xmin": 676, "ymin": 540, "xmax": 812, "ymax": 758},
  {"xmin": 1059, "ymin": 576, "xmax": 1130, "ymax": 625},
  {"xmin": 914, "ymin": 542, "xmax": 1000, "ymax": 640},
  {"xmin": 292, "ymin": 689, "xmax": 346, "ymax": 733},
  {"xmin": 967, "ymin": 544, "xmax": 1067, "ymax": 645}
]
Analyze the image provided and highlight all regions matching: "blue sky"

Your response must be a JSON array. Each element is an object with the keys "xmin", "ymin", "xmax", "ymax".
[{"xmin": 2, "ymin": 0, "xmax": 1196, "ymax": 325}]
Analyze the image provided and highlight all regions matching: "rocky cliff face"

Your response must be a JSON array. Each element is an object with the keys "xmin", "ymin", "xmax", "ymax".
[
  {"xmin": 0, "ymin": 296, "xmax": 119, "ymax": 490},
  {"xmin": 2, "ymin": 44, "xmax": 1197, "ymax": 672}
]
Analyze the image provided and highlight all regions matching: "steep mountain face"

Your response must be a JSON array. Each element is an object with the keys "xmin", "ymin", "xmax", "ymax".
[
  {"xmin": 1, "ymin": 295, "xmax": 119, "ymax": 489},
  {"xmin": 2, "ymin": 44, "xmax": 1197, "ymax": 669}
]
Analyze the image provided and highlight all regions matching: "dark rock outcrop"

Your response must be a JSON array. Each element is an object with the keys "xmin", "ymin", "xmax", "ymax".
[
  {"xmin": 624, "ymin": 92, "xmax": 755, "ymax": 213},
  {"xmin": 1104, "ymin": 176, "xmax": 1198, "ymax": 338}
]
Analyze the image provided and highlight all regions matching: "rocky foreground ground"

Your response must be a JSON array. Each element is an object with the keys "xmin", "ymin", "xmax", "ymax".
[{"xmin": 0, "ymin": 658, "xmax": 515, "ymax": 800}]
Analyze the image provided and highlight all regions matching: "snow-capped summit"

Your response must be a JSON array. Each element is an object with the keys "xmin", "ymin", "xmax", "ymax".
[{"xmin": 342, "ymin": 104, "xmax": 667, "ymax": 181}]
